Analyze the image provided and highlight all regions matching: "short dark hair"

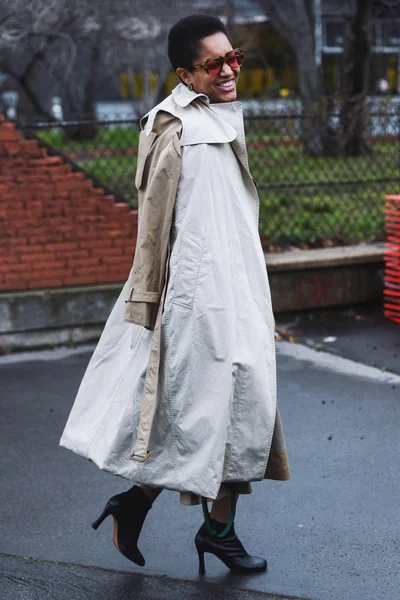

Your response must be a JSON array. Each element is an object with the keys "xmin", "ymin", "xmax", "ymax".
[{"xmin": 168, "ymin": 15, "xmax": 232, "ymax": 71}]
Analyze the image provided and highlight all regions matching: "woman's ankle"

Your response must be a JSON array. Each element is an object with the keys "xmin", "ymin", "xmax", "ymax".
[{"xmin": 140, "ymin": 485, "xmax": 162, "ymax": 505}]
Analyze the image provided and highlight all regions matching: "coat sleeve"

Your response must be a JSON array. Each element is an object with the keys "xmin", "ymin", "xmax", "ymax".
[{"xmin": 124, "ymin": 111, "xmax": 182, "ymax": 330}]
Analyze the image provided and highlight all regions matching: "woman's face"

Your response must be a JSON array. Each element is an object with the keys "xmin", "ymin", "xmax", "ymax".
[{"xmin": 178, "ymin": 32, "xmax": 240, "ymax": 103}]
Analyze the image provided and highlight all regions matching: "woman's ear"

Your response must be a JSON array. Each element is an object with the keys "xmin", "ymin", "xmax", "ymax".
[{"xmin": 176, "ymin": 67, "xmax": 192, "ymax": 87}]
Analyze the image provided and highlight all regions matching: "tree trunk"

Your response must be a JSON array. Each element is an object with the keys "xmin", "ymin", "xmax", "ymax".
[
  {"xmin": 257, "ymin": 0, "xmax": 373, "ymax": 156},
  {"xmin": 0, "ymin": 59, "xmax": 55, "ymax": 121},
  {"xmin": 258, "ymin": 0, "xmax": 329, "ymax": 155},
  {"xmin": 339, "ymin": 0, "xmax": 373, "ymax": 156}
]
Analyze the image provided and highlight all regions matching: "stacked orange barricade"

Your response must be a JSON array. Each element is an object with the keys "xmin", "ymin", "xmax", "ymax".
[{"xmin": 384, "ymin": 195, "xmax": 400, "ymax": 324}]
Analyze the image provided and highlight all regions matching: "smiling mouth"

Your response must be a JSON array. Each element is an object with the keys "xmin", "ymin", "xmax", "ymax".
[{"xmin": 215, "ymin": 78, "xmax": 236, "ymax": 91}]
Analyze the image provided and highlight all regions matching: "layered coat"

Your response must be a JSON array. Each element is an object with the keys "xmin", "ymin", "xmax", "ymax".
[{"xmin": 60, "ymin": 84, "xmax": 290, "ymax": 502}]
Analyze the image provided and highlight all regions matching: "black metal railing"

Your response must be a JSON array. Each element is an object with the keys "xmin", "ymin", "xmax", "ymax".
[{"xmin": 20, "ymin": 108, "xmax": 400, "ymax": 248}]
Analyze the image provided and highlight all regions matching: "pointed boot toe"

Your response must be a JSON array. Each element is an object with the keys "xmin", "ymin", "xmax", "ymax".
[
  {"xmin": 195, "ymin": 522, "xmax": 267, "ymax": 575},
  {"xmin": 92, "ymin": 485, "xmax": 151, "ymax": 567}
]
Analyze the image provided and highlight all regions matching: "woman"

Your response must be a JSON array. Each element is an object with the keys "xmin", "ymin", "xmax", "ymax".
[{"xmin": 60, "ymin": 15, "xmax": 290, "ymax": 575}]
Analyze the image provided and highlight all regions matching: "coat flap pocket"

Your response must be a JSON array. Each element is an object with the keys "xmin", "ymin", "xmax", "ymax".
[{"xmin": 172, "ymin": 232, "xmax": 205, "ymax": 309}]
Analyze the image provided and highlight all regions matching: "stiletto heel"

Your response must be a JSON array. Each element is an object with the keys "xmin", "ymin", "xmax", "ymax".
[
  {"xmin": 196, "ymin": 545, "xmax": 206, "ymax": 574},
  {"xmin": 91, "ymin": 485, "xmax": 151, "ymax": 567},
  {"xmin": 194, "ymin": 490, "xmax": 267, "ymax": 575},
  {"xmin": 91, "ymin": 503, "xmax": 112, "ymax": 530}
]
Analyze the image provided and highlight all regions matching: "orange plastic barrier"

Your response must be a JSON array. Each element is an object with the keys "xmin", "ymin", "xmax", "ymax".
[{"xmin": 384, "ymin": 195, "xmax": 400, "ymax": 324}]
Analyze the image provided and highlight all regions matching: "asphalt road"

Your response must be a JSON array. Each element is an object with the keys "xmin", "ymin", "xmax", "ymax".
[{"xmin": 1, "ymin": 307, "xmax": 399, "ymax": 600}]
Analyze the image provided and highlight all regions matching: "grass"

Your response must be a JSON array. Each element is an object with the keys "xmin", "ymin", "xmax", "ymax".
[
  {"xmin": 38, "ymin": 126, "xmax": 140, "ymax": 151},
  {"xmin": 37, "ymin": 126, "xmax": 399, "ymax": 246},
  {"xmin": 75, "ymin": 155, "xmax": 138, "ymax": 201},
  {"xmin": 249, "ymin": 141, "xmax": 398, "ymax": 244}
]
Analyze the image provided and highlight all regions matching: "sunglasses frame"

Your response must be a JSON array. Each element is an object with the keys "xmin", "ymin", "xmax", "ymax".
[{"xmin": 190, "ymin": 48, "xmax": 244, "ymax": 76}]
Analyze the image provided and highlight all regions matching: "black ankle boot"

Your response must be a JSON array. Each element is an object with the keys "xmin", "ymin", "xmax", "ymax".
[
  {"xmin": 91, "ymin": 485, "xmax": 151, "ymax": 566},
  {"xmin": 195, "ymin": 519, "xmax": 267, "ymax": 575}
]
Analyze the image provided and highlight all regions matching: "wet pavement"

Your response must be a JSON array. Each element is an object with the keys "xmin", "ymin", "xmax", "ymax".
[
  {"xmin": 276, "ymin": 303, "xmax": 400, "ymax": 375},
  {"xmin": 1, "ymin": 304, "xmax": 399, "ymax": 600}
]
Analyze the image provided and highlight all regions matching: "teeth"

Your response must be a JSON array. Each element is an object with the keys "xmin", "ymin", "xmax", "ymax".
[{"xmin": 218, "ymin": 80, "xmax": 234, "ymax": 88}]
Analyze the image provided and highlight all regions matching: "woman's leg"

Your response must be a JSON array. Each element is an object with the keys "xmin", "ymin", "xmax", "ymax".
[
  {"xmin": 140, "ymin": 485, "xmax": 162, "ymax": 504},
  {"xmin": 195, "ymin": 490, "xmax": 267, "ymax": 574},
  {"xmin": 210, "ymin": 492, "xmax": 238, "ymax": 522}
]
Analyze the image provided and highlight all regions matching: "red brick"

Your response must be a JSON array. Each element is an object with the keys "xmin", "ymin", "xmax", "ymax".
[
  {"xmin": 19, "ymin": 139, "xmax": 38, "ymax": 150},
  {"xmin": 14, "ymin": 243, "xmax": 45, "ymax": 254},
  {"xmin": 90, "ymin": 247, "xmax": 124, "ymax": 257},
  {"xmin": 27, "ymin": 278, "xmax": 64, "ymax": 289},
  {"xmin": 1, "ymin": 253, "xmax": 22, "ymax": 264},
  {"xmin": 57, "ymin": 224, "xmax": 86, "ymax": 236},
  {"xmin": 78, "ymin": 239, "xmax": 113, "ymax": 250},
  {"xmin": 63, "ymin": 274, "xmax": 98, "ymax": 286},
  {"xmin": 42, "ymin": 199, "xmax": 70, "ymax": 209},
  {"xmin": 72, "ymin": 266, "xmax": 107, "ymax": 276},
  {"xmin": 102, "ymin": 255, "xmax": 131, "ymax": 265},
  {"xmin": 98, "ymin": 271, "xmax": 128, "ymax": 283},
  {"xmin": 113, "ymin": 203, "xmax": 130, "ymax": 212},
  {"xmin": 29, "ymin": 233, "xmax": 63, "ymax": 245},
  {"xmin": 91, "ymin": 188, "xmax": 106, "ymax": 198},
  {"xmin": 19, "ymin": 251, "xmax": 55, "ymax": 262},
  {"xmin": 44, "ymin": 217, "xmax": 69, "ymax": 228},
  {"xmin": 42, "ymin": 206, "xmax": 65, "ymax": 218},
  {"xmin": 57, "ymin": 179, "xmax": 92, "ymax": 193},
  {"xmin": 3, "ymin": 272, "xmax": 28, "ymax": 284},
  {"xmin": 16, "ymin": 172, "xmax": 52, "ymax": 183},
  {"xmin": 44, "ymin": 242, "xmax": 79, "ymax": 252},
  {"xmin": 32, "ymin": 260, "xmax": 67, "ymax": 271},
  {"xmin": 32, "ymin": 183, "xmax": 55, "ymax": 196},
  {"xmin": 48, "ymin": 165, "xmax": 72, "ymax": 180},
  {"xmin": 75, "ymin": 215, "xmax": 106, "ymax": 224},
  {"xmin": 0, "ymin": 262, "xmax": 33, "ymax": 274},
  {"xmin": 29, "ymin": 156, "xmax": 63, "ymax": 167},
  {"xmin": 68, "ymin": 199, "xmax": 98, "ymax": 213},
  {"xmin": 68, "ymin": 257, "xmax": 101, "ymax": 269},
  {"xmin": 5, "ymin": 210, "xmax": 26, "ymax": 221},
  {"xmin": 55, "ymin": 250, "xmax": 89, "ymax": 260},
  {"xmin": 0, "ymin": 127, "xmax": 20, "ymax": 141},
  {"xmin": 6, "ymin": 200, "xmax": 25, "ymax": 211},
  {"xmin": 3, "ymin": 142, "xmax": 20, "ymax": 155},
  {"xmin": 0, "ymin": 280, "xmax": 28, "ymax": 291}
]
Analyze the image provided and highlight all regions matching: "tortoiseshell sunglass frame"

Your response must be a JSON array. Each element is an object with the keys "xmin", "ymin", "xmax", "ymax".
[{"xmin": 190, "ymin": 49, "xmax": 245, "ymax": 76}]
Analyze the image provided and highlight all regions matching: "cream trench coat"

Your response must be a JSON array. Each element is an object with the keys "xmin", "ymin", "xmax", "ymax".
[{"xmin": 60, "ymin": 84, "xmax": 290, "ymax": 503}]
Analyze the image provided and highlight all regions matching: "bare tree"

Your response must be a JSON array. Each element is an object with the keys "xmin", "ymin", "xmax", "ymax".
[
  {"xmin": 257, "ymin": 0, "xmax": 377, "ymax": 156},
  {"xmin": 0, "ymin": 0, "xmax": 242, "ymax": 122},
  {"xmin": 0, "ymin": 0, "xmax": 196, "ymax": 121},
  {"xmin": 339, "ymin": 0, "xmax": 373, "ymax": 156}
]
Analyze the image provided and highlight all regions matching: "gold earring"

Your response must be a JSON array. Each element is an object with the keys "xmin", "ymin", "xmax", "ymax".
[{"xmin": 188, "ymin": 82, "xmax": 194, "ymax": 91}]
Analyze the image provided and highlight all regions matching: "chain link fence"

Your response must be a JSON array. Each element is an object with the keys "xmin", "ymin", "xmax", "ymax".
[{"xmin": 20, "ymin": 108, "xmax": 399, "ymax": 249}]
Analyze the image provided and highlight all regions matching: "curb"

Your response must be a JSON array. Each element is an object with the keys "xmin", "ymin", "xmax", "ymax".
[{"xmin": 0, "ymin": 244, "xmax": 385, "ymax": 353}]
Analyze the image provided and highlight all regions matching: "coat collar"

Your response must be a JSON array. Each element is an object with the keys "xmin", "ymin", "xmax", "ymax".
[
  {"xmin": 171, "ymin": 83, "xmax": 209, "ymax": 107},
  {"xmin": 141, "ymin": 84, "xmax": 253, "ymax": 181}
]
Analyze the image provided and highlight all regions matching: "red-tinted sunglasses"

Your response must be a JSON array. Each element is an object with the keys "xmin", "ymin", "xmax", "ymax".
[{"xmin": 190, "ymin": 48, "xmax": 244, "ymax": 77}]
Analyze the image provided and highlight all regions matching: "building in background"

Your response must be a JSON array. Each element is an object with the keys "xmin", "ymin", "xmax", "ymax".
[{"xmin": 117, "ymin": 0, "xmax": 399, "ymax": 103}]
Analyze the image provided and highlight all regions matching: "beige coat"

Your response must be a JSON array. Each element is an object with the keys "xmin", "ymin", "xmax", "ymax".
[{"xmin": 60, "ymin": 85, "xmax": 289, "ymax": 503}]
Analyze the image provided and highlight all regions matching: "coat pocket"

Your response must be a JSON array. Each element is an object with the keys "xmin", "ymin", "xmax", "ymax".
[{"xmin": 172, "ymin": 232, "xmax": 205, "ymax": 309}]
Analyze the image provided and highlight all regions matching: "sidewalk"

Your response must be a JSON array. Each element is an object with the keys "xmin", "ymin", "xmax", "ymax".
[
  {"xmin": 1, "ymin": 305, "xmax": 399, "ymax": 600},
  {"xmin": 276, "ymin": 303, "xmax": 400, "ymax": 375}
]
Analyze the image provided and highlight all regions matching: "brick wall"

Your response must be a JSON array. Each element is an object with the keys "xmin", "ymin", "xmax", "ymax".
[{"xmin": 0, "ymin": 116, "xmax": 138, "ymax": 292}]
